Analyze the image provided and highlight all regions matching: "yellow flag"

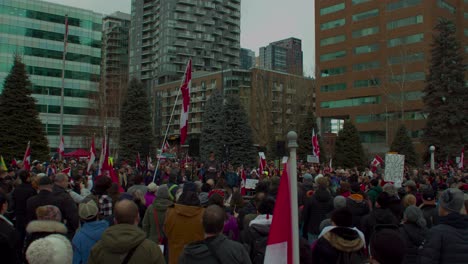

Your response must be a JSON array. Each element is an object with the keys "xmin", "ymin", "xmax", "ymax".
[{"xmin": 0, "ymin": 156, "xmax": 7, "ymax": 171}]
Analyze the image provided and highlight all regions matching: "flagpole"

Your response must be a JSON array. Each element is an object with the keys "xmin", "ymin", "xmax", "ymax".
[
  {"xmin": 287, "ymin": 131, "xmax": 300, "ymax": 264},
  {"xmin": 59, "ymin": 14, "xmax": 68, "ymax": 161}
]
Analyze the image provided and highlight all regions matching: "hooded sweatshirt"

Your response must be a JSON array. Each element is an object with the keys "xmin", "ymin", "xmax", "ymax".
[
  {"xmin": 142, "ymin": 196, "xmax": 174, "ymax": 244},
  {"xmin": 312, "ymin": 226, "xmax": 365, "ymax": 264},
  {"xmin": 72, "ymin": 220, "xmax": 109, "ymax": 264},
  {"xmin": 164, "ymin": 204, "xmax": 205, "ymax": 264},
  {"xmin": 88, "ymin": 223, "xmax": 164, "ymax": 264}
]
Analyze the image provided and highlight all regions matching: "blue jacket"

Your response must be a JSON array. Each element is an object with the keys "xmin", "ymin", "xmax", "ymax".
[{"xmin": 72, "ymin": 220, "xmax": 109, "ymax": 264}]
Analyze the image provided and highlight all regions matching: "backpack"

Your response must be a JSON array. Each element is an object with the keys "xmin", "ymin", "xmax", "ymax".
[{"xmin": 250, "ymin": 233, "xmax": 268, "ymax": 264}]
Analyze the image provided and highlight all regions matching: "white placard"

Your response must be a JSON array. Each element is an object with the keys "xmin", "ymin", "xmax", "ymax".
[
  {"xmin": 384, "ymin": 154, "xmax": 405, "ymax": 184},
  {"xmin": 307, "ymin": 155, "xmax": 319, "ymax": 163},
  {"xmin": 245, "ymin": 179, "xmax": 259, "ymax": 189}
]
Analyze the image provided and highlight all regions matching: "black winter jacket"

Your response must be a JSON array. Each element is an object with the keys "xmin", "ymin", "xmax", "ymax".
[
  {"xmin": 418, "ymin": 213, "xmax": 468, "ymax": 264},
  {"xmin": 302, "ymin": 188, "xmax": 334, "ymax": 237},
  {"xmin": 346, "ymin": 194, "xmax": 370, "ymax": 228},
  {"xmin": 360, "ymin": 208, "xmax": 399, "ymax": 246},
  {"xmin": 419, "ymin": 204, "xmax": 439, "ymax": 228},
  {"xmin": 311, "ymin": 227, "xmax": 365, "ymax": 264},
  {"xmin": 399, "ymin": 223, "xmax": 427, "ymax": 264},
  {"xmin": 0, "ymin": 216, "xmax": 20, "ymax": 263}
]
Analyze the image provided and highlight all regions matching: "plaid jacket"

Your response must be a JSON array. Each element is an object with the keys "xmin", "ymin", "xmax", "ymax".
[{"xmin": 98, "ymin": 195, "xmax": 112, "ymax": 217}]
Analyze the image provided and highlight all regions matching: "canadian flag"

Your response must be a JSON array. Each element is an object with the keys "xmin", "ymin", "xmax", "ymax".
[
  {"xmin": 136, "ymin": 152, "xmax": 141, "ymax": 169},
  {"xmin": 57, "ymin": 136, "xmax": 65, "ymax": 157},
  {"xmin": 162, "ymin": 141, "xmax": 170, "ymax": 153},
  {"xmin": 240, "ymin": 168, "xmax": 247, "ymax": 195},
  {"xmin": 87, "ymin": 136, "xmax": 96, "ymax": 174},
  {"xmin": 264, "ymin": 157, "xmax": 292, "ymax": 264},
  {"xmin": 459, "ymin": 147, "xmax": 465, "ymax": 169},
  {"xmin": 23, "ymin": 141, "xmax": 31, "ymax": 171},
  {"xmin": 61, "ymin": 167, "xmax": 71, "ymax": 176},
  {"xmin": 312, "ymin": 128, "xmax": 320, "ymax": 161},
  {"xmin": 179, "ymin": 59, "xmax": 192, "ymax": 145},
  {"xmin": 371, "ymin": 155, "xmax": 384, "ymax": 172},
  {"xmin": 259, "ymin": 152, "xmax": 266, "ymax": 175}
]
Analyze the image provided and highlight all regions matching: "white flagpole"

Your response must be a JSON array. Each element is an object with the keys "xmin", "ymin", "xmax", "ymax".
[{"xmin": 287, "ymin": 131, "xmax": 300, "ymax": 264}]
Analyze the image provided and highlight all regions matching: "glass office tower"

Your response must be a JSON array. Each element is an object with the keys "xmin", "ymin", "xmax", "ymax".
[{"xmin": 0, "ymin": 0, "xmax": 102, "ymax": 150}]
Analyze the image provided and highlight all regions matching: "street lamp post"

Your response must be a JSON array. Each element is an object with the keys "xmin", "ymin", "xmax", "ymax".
[{"xmin": 430, "ymin": 145, "xmax": 435, "ymax": 170}]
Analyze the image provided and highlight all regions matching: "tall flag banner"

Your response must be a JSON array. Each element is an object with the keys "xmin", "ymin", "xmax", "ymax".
[
  {"xmin": 459, "ymin": 147, "xmax": 465, "ymax": 169},
  {"xmin": 136, "ymin": 152, "xmax": 141, "ymax": 169},
  {"xmin": 240, "ymin": 168, "xmax": 247, "ymax": 195},
  {"xmin": 23, "ymin": 141, "xmax": 31, "ymax": 171},
  {"xmin": 162, "ymin": 141, "xmax": 170, "ymax": 153},
  {"xmin": 87, "ymin": 136, "xmax": 96, "ymax": 173},
  {"xmin": 57, "ymin": 136, "xmax": 65, "ymax": 157},
  {"xmin": 371, "ymin": 155, "xmax": 384, "ymax": 172},
  {"xmin": 0, "ymin": 156, "xmax": 7, "ymax": 171},
  {"xmin": 11, "ymin": 158, "xmax": 17, "ymax": 168},
  {"xmin": 61, "ymin": 167, "xmax": 71, "ymax": 176},
  {"xmin": 179, "ymin": 59, "xmax": 192, "ymax": 145},
  {"xmin": 258, "ymin": 152, "xmax": 266, "ymax": 175},
  {"xmin": 264, "ymin": 158, "xmax": 292, "ymax": 264},
  {"xmin": 312, "ymin": 128, "xmax": 320, "ymax": 161}
]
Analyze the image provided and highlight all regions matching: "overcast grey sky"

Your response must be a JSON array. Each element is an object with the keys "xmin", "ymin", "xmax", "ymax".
[{"xmin": 46, "ymin": 0, "xmax": 315, "ymax": 76}]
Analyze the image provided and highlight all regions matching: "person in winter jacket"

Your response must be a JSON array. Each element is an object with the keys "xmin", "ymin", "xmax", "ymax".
[
  {"xmin": 302, "ymin": 182, "xmax": 334, "ymax": 242},
  {"xmin": 142, "ymin": 185, "xmax": 174, "ymax": 245},
  {"xmin": 418, "ymin": 188, "xmax": 468, "ymax": 264},
  {"xmin": 88, "ymin": 199, "xmax": 165, "ymax": 264},
  {"xmin": 180, "ymin": 205, "xmax": 251, "ymax": 264},
  {"xmin": 311, "ymin": 208, "xmax": 366, "ymax": 264},
  {"xmin": 419, "ymin": 187, "xmax": 439, "ymax": 228},
  {"xmin": 26, "ymin": 234, "xmax": 73, "ymax": 264},
  {"xmin": 399, "ymin": 205, "xmax": 427, "ymax": 264},
  {"xmin": 164, "ymin": 184, "xmax": 204, "ymax": 264},
  {"xmin": 367, "ymin": 179, "xmax": 382, "ymax": 208},
  {"xmin": 72, "ymin": 200, "xmax": 109, "ymax": 264},
  {"xmin": 370, "ymin": 228, "xmax": 406, "ymax": 264},
  {"xmin": 0, "ymin": 191, "xmax": 20, "ymax": 263},
  {"xmin": 145, "ymin": 183, "xmax": 158, "ymax": 206},
  {"xmin": 347, "ymin": 193, "xmax": 370, "ymax": 228}
]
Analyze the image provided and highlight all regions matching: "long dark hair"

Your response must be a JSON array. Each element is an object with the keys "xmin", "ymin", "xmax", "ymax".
[{"xmin": 178, "ymin": 191, "xmax": 200, "ymax": 206}]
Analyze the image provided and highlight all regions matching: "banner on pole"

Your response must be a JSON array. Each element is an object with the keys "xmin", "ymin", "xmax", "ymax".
[
  {"xmin": 384, "ymin": 153, "xmax": 405, "ymax": 187},
  {"xmin": 307, "ymin": 155, "xmax": 319, "ymax": 163},
  {"xmin": 245, "ymin": 179, "xmax": 259, "ymax": 190}
]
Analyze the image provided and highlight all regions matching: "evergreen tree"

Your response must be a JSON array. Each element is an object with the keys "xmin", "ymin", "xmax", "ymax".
[
  {"xmin": 334, "ymin": 120, "xmax": 365, "ymax": 169},
  {"xmin": 118, "ymin": 78, "xmax": 153, "ymax": 162},
  {"xmin": 390, "ymin": 125, "xmax": 418, "ymax": 167},
  {"xmin": 200, "ymin": 91, "xmax": 225, "ymax": 162},
  {"xmin": 0, "ymin": 55, "xmax": 49, "ymax": 162},
  {"xmin": 297, "ymin": 112, "xmax": 327, "ymax": 163},
  {"xmin": 222, "ymin": 96, "xmax": 256, "ymax": 168},
  {"xmin": 423, "ymin": 18, "xmax": 467, "ymax": 161}
]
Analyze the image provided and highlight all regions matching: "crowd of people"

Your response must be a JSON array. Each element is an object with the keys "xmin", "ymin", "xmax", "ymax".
[{"xmin": 0, "ymin": 152, "xmax": 467, "ymax": 264}]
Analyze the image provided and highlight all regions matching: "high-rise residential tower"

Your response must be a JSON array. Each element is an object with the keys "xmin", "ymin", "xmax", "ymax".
[
  {"xmin": 259, "ymin": 37, "xmax": 303, "ymax": 75},
  {"xmin": 0, "ymin": 0, "xmax": 102, "ymax": 149},
  {"xmin": 240, "ymin": 48, "xmax": 255, "ymax": 69},
  {"xmin": 129, "ymin": 0, "xmax": 241, "ymax": 87},
  {"xmin": 315, "ymin": 0, "xmax": 468, "ymax": 154}
]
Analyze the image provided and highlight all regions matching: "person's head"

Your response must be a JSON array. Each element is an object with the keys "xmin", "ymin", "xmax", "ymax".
[
  {"xmin": 201, "ymin": 183, "xmax": 212, "ymax": 193},
  {"xmin": 208, "ymin": 192, "xmax": 224, "ymax": 207},
  {"xmin": 257, "ymin": 196, "xmax": 275, "ymax": 215},
  {"xmin": 114, "ymin": 199, "xmax": 139, "ymax": 225},
  {"xmin": 404, "ymin": 205, "xmax": 426, "ymax": 228},
  {"xmin": 333, "ymin": 195, "xmax": 347, "ymax": 209},
  {"xmin": 18, "ymin": 169, "xmax": 30, "ymax": 183},
  {"xmin": 254, "ymin": 191, "xmax": 266, "ymax": 207},
  {"xmin": 26, "ymin": 234, "xmax": 73, "ymax": 264},
  {"xmin": 404, "ymin": 180, "xmax": 417, "ymax": 193},
  {"xmin": 382, "ymin": 183, "xmax": 398, "ymax": 197},
  {"xmin": 203, "ymin": 205, "xmax": 225, "ymax": 236},
  {"xmin": 147, "ymin": 182, "xmax": 158, "ymax": 193},
  {"xmin": 403, "ymin": 194, "xmax": 417, "ymax": 208},
  {"xmin": 79, "ymin": 200, "xmax": 99, "ymax": 222},
  {"xmin": 209, "ymin": 152, "xmax": 215, "ymax": 160},
  {"xmin": 0, "ymin": 191, "xmax": 7, "ymax": 214},
  {"xmin": 37, "ymin": 176, "xmax": 53, "ymax": 191},
  {"xmin": 370, "ymin": 178, "xmax": 379, "ymax": 187},
  {"xmin": 133, "ymin": 175, "xmax": 143, "ymax": 185},
  {"xmin": 178, "ymin": 191, "xmax": 200, "ymax": 206},
  {"xmin": 376, "ymin": 191, "xmax": 392, "ymax": 209},
  {"xmin": 206, "ymin": 179, "xmax": 215, "ymax": 188},
  {"xmin": 439, "ymin": 188, "xmax": 465, "ymax": 216},
  {"xmin": 36, "ymin": 205, "xmax": 62, "ymax": 222},
  {"xmin": 94, "ymin": 176, "xmax": 112, "ymax": 195},
  {"xmin": 54, "ymin": 173, "xmax": 68, "ymax": 189},
  {"xmin": 133, "ymin": 190, "xmax": 146, "ymax": 206},
  {"xmin": 370, "ymin": 229, "xmax": 405, "ymax": 264},
  {"xmin": 331, "ymin": 207, "xmax": 353, "ymax": 227}
]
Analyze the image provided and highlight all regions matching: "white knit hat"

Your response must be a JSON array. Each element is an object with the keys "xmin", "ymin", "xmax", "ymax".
[{"xmin": 26, "ymin": 234, "xmax": 72, "ymax": 264}]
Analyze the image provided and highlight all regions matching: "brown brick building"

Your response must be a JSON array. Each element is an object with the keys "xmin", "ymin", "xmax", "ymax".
[{"xmin": 315, "ymin": 0, "xmax": 468, "ymax": 156}]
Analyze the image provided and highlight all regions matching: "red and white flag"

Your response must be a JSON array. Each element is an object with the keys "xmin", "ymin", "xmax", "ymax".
[
  {"xmin": 258, "ymin": 152, "xmax": 266, "ymax": 175},
  {"xmin": 57, "ymin": 136, "xmax": 65, "ymax": 157},
  {"xmin": 312, "ymin": 128, "xmax": 320, "ymax": 161},
  {"xmin": 179, "ymin": 59, "xmax": 192, "ymax": 145},
  {"xmin": 86, "ymin": 136, "xmax": 96, "ymax": 173},
  {"xmin": 136, "ymin": 152, "xmax": 141, "ymax": 169},
  {"xmin": 371, "ymin": 155, "xmax": 384, "ymax": 172},
  {"xmin": 61, "ymin": 167, "xmax": 71, "ymax": 176},
  {"xmin": 23, "ymin": 141, "xmax": 31, "ymax": 171},
  {"xmin": 162, "ymin": 141, "xmax": 170, "ymax": 153},
  {"xmin": 459, "ymin": 148, "xmax": 465, "ymax": 169},
  {"xmin": 240, "ymin": 168, "xmax": 247, "ymax": 195},
  {"xmin": 264, "ymin": 158, "xmax": 292, "ymax": 264}
]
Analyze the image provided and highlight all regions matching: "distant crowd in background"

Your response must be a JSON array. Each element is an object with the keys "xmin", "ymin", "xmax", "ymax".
[{"xmin": 1, "ymin": 151, "xmax": 468, "ymax": 264}]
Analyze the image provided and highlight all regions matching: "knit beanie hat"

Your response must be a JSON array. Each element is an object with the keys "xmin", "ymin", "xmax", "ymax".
[
  {"xmin": 333, "ymin": 195, "xmax": 347, "ymax": 209},
  {"xmin": 36, "ymin": 205, "xmax": 62, "ymax": 222},
  {"xmin": 382, "ymin": 183, "xmax": 397, "ymax": 197},
  {"xmin": 26, "ymin": 234, "xmax": 72, "ymax": 264},
  {"xmin": 183, "ymin": 182, "xmax": 197, "ymax": 193},
  {"xmin": 404, "ymin": 205, "xmax": 426, "ymax": 228},
  {"xmin": 147, "ymin": 182, "xmax": 158, "ymax": 192},
  {"xmin": 440, "ymin": 188, "xmax": 465, "ymax": 213},
  {"xmin": 156, "ymin": 184, "xmax": 170, "ymax": 200}
]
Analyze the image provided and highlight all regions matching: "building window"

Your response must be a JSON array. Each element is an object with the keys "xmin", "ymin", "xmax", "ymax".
[
  {"xmin": 387, "ymin": 15, "xmax": 423, "ymax": 30},
  {"xmin": 211, "ymin": 79, "xmax": 216, "ymax": 88},
  {"xmin": 387, "ymin": 0, "xmax": 422, "ymax": 11},
  {"xmin": 437, "ymin": 0, "xmax": 456, "ymax": 13},
  {"xmin": 388, "ymin": 52, "xmax": 425, "ymax": 65},
  {"xmin": 389, "ymin": 72, "xmax": 425, "ymax": 82},
  {"xmin": 352, "ymin": 26, "xmax": 379, "ymax": 38},
  {"xmin": 320, "ymin": 83, "xmax": 346, "ymax": 92},
  {"xmin": 320, "ymin": 66, "xmax": 346, "ymax": 77},
  {"xmin": 388, "ymin": 33, "xmax": 424, "ymax": 47},
  {"xmin": 388, "ymin": 91, "xmax": 424, "ymax": 101},
  {"xmin": 320, "ymin": 35, "xmax": 346, "ymax": 46},
  {"xmin": 320, "ymin": 18, "xmax": 345, "ymax": 31},
  {"xmin": 320, "ymin": 96, "xmax": 381, "ymax": 108},
  {"xmin": 354, "ymin": 44, "xmax": 379, "ymax": 55},
  {"xmin": 352, "ymin": 9, "xmax": 379, "ymax": 22},
  {"xmin": 320, "ymin": 3, "xmax": 345, "ymax": 15},
  {"xmin": 359, "ymin": 131, "xmax": 386, "ymax": 143},
  {"xmin": 356, "ymin": 111, "xmax": 426, "ymax": 123},
  {"xmin": 354, "ymin": 78, "xmax": 380, "ymax": 88},
  {"xmin": 320, "ymin": 50, "xmax": 346, "ymax": 62},
  {"xmin": 353, "ymin": 61, "xmax": 380, "ymax": 71},
  {"xmin": 352, "ymin": 0, "xmax": 371, "ymax": 5},
  {"xmin": 464, "ymin": 12, "xmax": 468, "ymax": 19}
]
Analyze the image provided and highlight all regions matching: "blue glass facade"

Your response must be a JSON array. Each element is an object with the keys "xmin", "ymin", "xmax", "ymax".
[{"xmin": 0, "ymin": 0, "xmax": 102, "ymax": 149}]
